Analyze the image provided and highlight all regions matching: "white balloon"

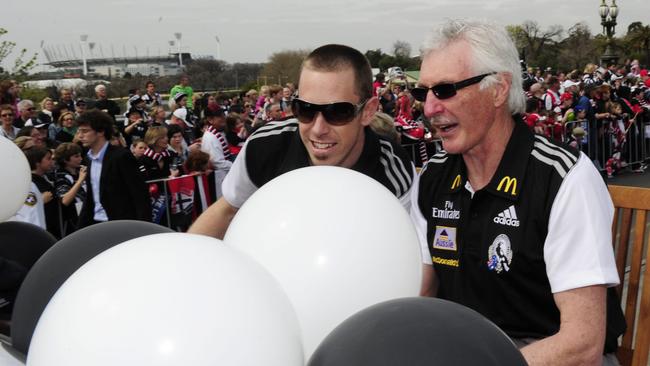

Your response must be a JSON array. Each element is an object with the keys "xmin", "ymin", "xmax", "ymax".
[
  {"xmin": 27, "ymin": 233, "xmax": 303, "ymax": 366},
  {"xmin": 224, "ymin": 166, "xmax": 422, "ymax": 358},
  {"xmin": 0, "ymin": 137, "xmax": 30, "ymax": 222}
]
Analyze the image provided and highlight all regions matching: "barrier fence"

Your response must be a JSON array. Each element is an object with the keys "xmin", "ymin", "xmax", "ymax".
[{"xmin": 402, "ymin": 114, "xmax": 650, "ymax": 174}]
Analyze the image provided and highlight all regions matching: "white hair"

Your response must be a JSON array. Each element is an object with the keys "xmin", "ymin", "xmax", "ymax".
[
  {"xmin": 17, "ymin": 99, "xmax": 34, "ymax": 110},
  {"xmin": 421, "ymin": 19, "xmax": 526, "ymax": 114},
  {"xmin": 94, "ymin": 84, "xmax": 106, "ymax": 93}
]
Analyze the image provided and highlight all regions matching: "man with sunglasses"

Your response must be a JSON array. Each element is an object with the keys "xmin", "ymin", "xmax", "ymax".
[
  {"xmin": 190, "ymin": 44, "xmax": 414, "ymax": 239},
  {"xmin": 410, "ymin": 20, "xmax": 623, "ymax": 365}
]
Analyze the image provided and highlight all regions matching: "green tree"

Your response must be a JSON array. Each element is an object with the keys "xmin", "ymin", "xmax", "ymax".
[
  {"xmin": 0, "ymin": 28, "xmax": 38, "ymax": 79},
  {"xmin": 365, "ymin": 48, "xmax": 385, "ymax": 68},
  {"xmin": 507, "ymin": 21, "xmax": 563, "ymax": 68},
  {"xmin": 623, "ymin": 22, "xmax": 650, "ymax": 65},
  {"xmin": 556, "ymin": 22, "xmax": 599, "ymax": 71},
  {"xmin": 260, "ymin": 49, "xmax": 310, "ymax": 86}
]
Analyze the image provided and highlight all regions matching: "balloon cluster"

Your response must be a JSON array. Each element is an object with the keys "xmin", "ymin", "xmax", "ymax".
[{"xmin": 0, "ymin": 166, "xmax": 526, "ymax": 365}]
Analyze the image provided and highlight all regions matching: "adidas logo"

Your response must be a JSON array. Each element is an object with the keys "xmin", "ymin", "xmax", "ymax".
[{"xmin": 493, "ymin": 205, "xmax": 520, "ymax": 227}]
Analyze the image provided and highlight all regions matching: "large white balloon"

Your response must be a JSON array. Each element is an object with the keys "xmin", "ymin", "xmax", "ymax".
[
  {"xmin": 0, "ymin": 137, "xmax": 30, "ymax": 221},
  {"xmin": 27, "ymin": 233, "xmax": 303, "ymax": 366},
  {"xmin": 224, "ymin": 166, "xmax": 422, "ymax": 358}
]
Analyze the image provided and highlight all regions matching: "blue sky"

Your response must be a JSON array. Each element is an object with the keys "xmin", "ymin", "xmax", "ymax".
[{"xmin": 2, "ymin": 0, "xmax": 647, "ymax": 68}]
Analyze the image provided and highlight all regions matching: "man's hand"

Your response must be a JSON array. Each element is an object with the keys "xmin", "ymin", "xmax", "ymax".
[{"xmin": 520, "ymin": 285, "xmax": 606, "ymax": 366}]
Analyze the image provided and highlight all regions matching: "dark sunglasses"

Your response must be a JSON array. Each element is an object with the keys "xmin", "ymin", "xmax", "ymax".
[
  {"xmin": 411, "ymin": 72, "xmax": 497, "ymax": 102},
  {"xmin": 291, "ymin": 98, "xmax": 367, "ymax": 126}
]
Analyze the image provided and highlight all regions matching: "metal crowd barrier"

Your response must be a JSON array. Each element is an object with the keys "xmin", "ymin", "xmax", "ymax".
[{"xmin": 146, "ymin": 172, "xmax": 213, "ymax": 231}]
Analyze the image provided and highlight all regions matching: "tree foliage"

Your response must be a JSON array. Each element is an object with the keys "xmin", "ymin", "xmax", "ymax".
[
  {"xmin": 507, "ymin": 20, "xmax": 650, "ymax": 70},
  {"xmin": 0, "ymin": 28, "xmax": 38, "ymax": 79},
  {"xmin": 260, "ymin": 49, "xmax": 310, "ymax": 86}
]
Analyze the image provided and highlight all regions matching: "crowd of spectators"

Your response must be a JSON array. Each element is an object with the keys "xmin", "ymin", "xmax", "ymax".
[{"xmin": 2, "ymin": 56, "xmax": 649, "ymax": 238}]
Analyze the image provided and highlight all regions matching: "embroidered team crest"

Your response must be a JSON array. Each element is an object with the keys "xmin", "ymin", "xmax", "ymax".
[
  {"xmin": 487, "ymin": 234, "xmax": 512, "ymax": 273},
  {"xmin": 432, "ymin": 226, "xmax": 457, "ymax": 251}
]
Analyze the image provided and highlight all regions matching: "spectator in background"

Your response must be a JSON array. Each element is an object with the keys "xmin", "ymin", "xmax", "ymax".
[
  {"xmin": 142, "ymin": 81, "xmax": 163, "ymax": 109},
  {"xmin": 169, "ymin": 75, "xmax": 194, "ymax": 109},
  {"xmin": 379, "ymin": 87, "xmax": 396, "ymax": 116},
  {"xmin": 0, "ymin": 104, "xmax": 19, "ymax": 140},
  {"xmin": 265, "ymin": 102, "xmax": 283, "ymax": 122},
  {"xmin": 55, "ymin": 111, "xmax": 77, "ymax": 143},
  {"xmin": 167, "ymin": 124, "xmax": 189, "ymax": 164},
  {"xmin": 58, "ymin": 88, "xmax": 75, "ymax": 112},
  {"xmin": 149, "ymin": 106, "xmax": 166, "ymax": 127},
  {"xmin": 16, "ymin": 126, "xmax": 46, "ymax": 149},
  {"xmin": 373, "ymin": 73, "xmax": 386, "ymax": 96},
  {"xmin": 224, "ymin": 112, "xmax": 247, "ymax": 158},
  {"xmin": 15, "ymin": 100, "xmax": 38, "ymax": 129},
  {"xmin": 76, "ymin": 110, "xmax": 151, "ymax": 228},
  {"xmin": 74, "ymin": 99, "xmax": 87, "ymax": 117},
  {"xmin": 38, "ymin": 97, "xmax": 55, "ymax": 126},
  {"xmin": 24, "ymin": 146, "xmax": 60, "ymax": 238},
  {"xmin": 14, "ymin": 136, "xmax": 36, "ymax": 151},
  {"xmin": 0, "ymin": 80, "xmax": 18, "ymax": 112},
  {"xmin": 370, "ymin": 112, "xmax": 400, "ymax": 143},
  {"xmin": 281, "ymin": 87, "xmax": 293, "ymax": 111},
  {"xmin": 131, "ymin": 138, "xmax": 148, "ymax": 160},
  {"xmin": 201, "ymin": 108, "xmax": 231, "ymax": 199},
  {"xmin": 93, "ymin": 84, "xmax": 120, "ymax": 121},
  {"xmin": 54, "ymin": 143, "xmax": 87, "ymax": 236},
  {"xmin": 140, "ymin": 126, "xmax": 179, "ymax": 181},
  {"xmin": 544, "ymin": 76, "xmax": 561, "ymax": 111},
  {"xmin": 122, "ymin": 107, "xmax": 148, "ymax": 146}
]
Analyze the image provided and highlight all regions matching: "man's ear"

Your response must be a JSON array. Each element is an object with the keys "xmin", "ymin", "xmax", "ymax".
[
  {"xmin": 361, "ymin": 97, "xmax": 379, "ymax": 127},
  {"xmin": 493, "ymin": 73, "xmax": 512, "ymax": 108}
]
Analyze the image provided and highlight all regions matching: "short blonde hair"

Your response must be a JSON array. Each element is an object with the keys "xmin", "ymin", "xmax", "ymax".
[
  {"xmin": 40, "ymin": 97, "xmax": 54, "ymax": 110},
  {"xmin": 144, "ymin": 126, "xmax": 168, "ymax": 146}
]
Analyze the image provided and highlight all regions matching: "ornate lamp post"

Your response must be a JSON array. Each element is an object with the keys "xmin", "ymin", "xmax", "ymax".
[{"xmin": 599, "ymin": 0, "xmax": 619, "ymax": 65}]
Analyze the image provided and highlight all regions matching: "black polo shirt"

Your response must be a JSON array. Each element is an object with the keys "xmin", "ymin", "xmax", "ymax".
[
  {"xmin": 222, "ymin": 119, "xmax": 414, "ymax": 209},
  {"xmin": 412, "ymin": 118, "xmax": 622, "ymax": 344}
]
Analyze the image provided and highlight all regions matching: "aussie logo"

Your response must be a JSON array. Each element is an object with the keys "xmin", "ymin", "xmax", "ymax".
[
  {"xmin": 487, "ymin": 234, "xmax": 513, "ymax": 273},
  {"xmin": 432, "ymin": 226, "xmax": 457, "ymax": 251},
  {"xmin": 493, "ymin": 205, "xmax": 520, "ymax": 227},
  {"xmin": 432, "ymin": 200, "xmax": 460, "ymax": 220}
]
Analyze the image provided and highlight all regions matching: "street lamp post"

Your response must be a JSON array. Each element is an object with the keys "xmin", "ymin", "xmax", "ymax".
[
  {"xmin": 174, "ymin": 32, "xmax": 183, "ymax": 69},
  {"xmin": 599, "ymin": 0, "xmax": 619, "ymax": 65},
  {"xmin": 80, "ymin": 34, "xmax": 88, "ymax": 76}
]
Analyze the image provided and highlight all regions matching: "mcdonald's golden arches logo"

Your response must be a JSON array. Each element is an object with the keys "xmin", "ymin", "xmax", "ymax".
[
  {"xmin": 497, "ymin": 176, "xmax": 518, "ymax": 195},
  {"xmin": 451, "ymin": 175, "xmax": 462, "ymax": 190}
]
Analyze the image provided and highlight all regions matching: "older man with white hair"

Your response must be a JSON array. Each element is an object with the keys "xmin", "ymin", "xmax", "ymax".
[
  {"xmin": 410, "ymin": 19, "xmax": 625, "ymax": 365},
  {"xmin": 93, "ymin": 84, "xmax": 120, "ymax": 121}
]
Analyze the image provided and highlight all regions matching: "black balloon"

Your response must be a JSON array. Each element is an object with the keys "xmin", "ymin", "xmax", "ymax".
[
  {"xmin": 0, "ymin": 222, "xmax": 56, "ymax": 325},
  {"xmin": 11, "ymin": 220, "xmax": 173, "ymax": 355},
  {"xmin": 308, "ymin": 297, "xmax": 527, "ymax": 366},
  {"xmin": 0, "ymin": 222, "xmax": 56, "ymax": 269}
]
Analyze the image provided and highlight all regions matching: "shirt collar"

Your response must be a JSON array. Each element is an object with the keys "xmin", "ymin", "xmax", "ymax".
[
  {"xmin": 88, "ymin": 141, "xmax": 109, "ymax": 161},
  {"xmin": 484, "ymin": 115, "xmax": 533, "ymax": 201},
  {"xmin": 446, "ymin": 115, "xmax": 533, "ymax": 201}
]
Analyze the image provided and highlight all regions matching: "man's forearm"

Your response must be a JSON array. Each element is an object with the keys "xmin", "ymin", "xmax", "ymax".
[
  {"xmin": 189, "ymin": 197, "xmax": 238, "ymax": 240},
  {"xmin": 520, "ymin": 286, "xmax": 606, "ymax": 366},
  {"xmin": 520, "ymin": 331, "xmax": 603, "ymax": 366}
]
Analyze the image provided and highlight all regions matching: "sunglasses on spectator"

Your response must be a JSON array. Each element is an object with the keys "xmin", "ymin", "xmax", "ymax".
[
  {"xmin": 291, "ymin": 98, "xmax": 367, "ymax": 126},
  {"xmin": 1, "ymin": 113, "xmax": 13, "ymax": 117},
  {"xmin": 26, "ymin": 107, "xmax": 35, "ymax": 111},
  {"xmin": 411, "ymin": 72, "xmax": 497, "ymax": 102}
]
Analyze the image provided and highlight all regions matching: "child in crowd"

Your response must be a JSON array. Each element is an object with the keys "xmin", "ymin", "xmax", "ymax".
[{"xmin": 24, "ymin": 147, "xmax": 60, "ymax": 238}]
